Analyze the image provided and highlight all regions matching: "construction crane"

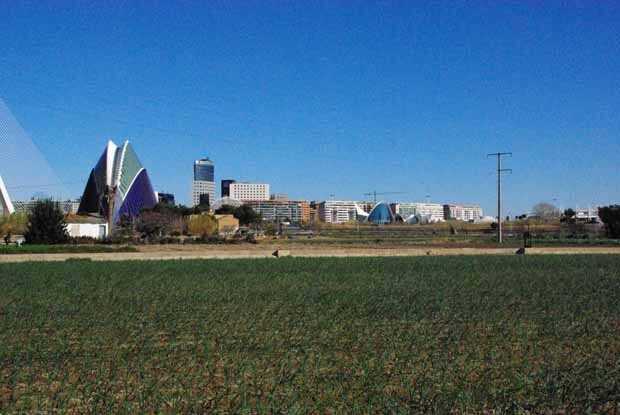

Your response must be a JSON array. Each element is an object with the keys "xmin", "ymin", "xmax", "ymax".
[{"xmin": 363, "ymin": 191, "xmax": 406, "ymax": 204}]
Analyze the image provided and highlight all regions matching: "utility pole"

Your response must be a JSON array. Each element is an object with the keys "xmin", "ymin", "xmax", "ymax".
[{"xmin": 487, "ymin": 152, "xmax": 512, "ymax": 243}]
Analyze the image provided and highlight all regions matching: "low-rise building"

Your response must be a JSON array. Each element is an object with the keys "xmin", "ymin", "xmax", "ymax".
[
  {"xmin": 318, "ymin": 200, "xmax": 362, "ymax": 224},
  {"xmin": 65, "ymin": 215, "xmax": 108, "ymax": 239},
  {"xmin": 296, "ymin": 200, "xmax": 311, "ymax": 223},
  {"xmin": 245, "ymin": 200, "xmax": 302, "ymax": 223},
  {"xmin": 215, "ymin": 214, "xmax": 239, "ymax": 235},
  {"xmin": 391, "ymin": 202, "xmax": 445, "ymax": 222},
  {"xmin": 575, "ymin": 207, "xmax": 599, "ymax": 221},
  {"xmin": 444, "ymin": 204, "xmax": 483, "ymax": 222},
  {"xmin": 270, "ymin": 193, "xmax": 288, "ymax": 201}
]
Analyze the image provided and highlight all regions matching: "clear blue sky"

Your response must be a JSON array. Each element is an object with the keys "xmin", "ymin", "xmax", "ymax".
[{"xmin": 1, "ymin": 1, "xmax": 618, "ymax": 215}]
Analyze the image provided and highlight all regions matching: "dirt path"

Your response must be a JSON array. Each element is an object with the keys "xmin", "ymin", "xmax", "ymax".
[{"xmin": 1, "ymin": 246, "xmax": 620, "ymax": 263}]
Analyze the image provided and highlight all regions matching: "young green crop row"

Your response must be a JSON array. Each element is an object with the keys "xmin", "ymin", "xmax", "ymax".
[{"xmin": 1, "ymin": 255, "xmax": 619, "ymax": 413}]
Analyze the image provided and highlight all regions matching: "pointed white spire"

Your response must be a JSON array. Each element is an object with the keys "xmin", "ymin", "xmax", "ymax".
[
  {"xmin": 0, "ymin": 175, "xmax": 15, "ymax": 215},
  {"xmin": 105, "ymin": 140, "xmax": 118, "ymax": 187}
]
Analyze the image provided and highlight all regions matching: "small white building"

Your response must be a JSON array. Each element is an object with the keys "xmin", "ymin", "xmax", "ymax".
[{"xmin": 66, "ymin": 217, "xmax": 108, "ymax": 239}]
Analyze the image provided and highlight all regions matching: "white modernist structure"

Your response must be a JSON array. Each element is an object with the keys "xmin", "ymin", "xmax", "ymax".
[
  {"xmin": 229, "ymin": 183, "xmax": 270, "ymax": 202},
  {"xmin": 318, "ymin": 200, "xmax": 368, "ymax": 224},
  {"xmin": 391, "ymin": 202, "xmax": 445, "ymax": 223},
  {"xmin": 78, "ymin": 140, "xmax": 158, "ymax": 223},
  {"xmin": 0, "ymin": 175, "xmax": 15, "ymax": 215}
]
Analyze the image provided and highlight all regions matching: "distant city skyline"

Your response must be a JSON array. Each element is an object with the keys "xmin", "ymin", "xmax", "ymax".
[{"xmin": 1, "ymin": 2, "xmax": 618, "ymax": 214}]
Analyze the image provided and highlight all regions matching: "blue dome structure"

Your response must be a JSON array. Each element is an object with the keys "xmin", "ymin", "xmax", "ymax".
[{"xmin": 366, "ymin": 201, "xmax": 395, "ymax": 224}]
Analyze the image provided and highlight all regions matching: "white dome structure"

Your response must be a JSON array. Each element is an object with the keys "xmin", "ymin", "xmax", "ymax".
[{"xmin": 212, "ymin": 196, "xmax": 242, "ymax": 211}]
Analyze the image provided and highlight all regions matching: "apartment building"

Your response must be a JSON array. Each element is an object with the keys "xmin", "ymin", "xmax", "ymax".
[
  {"xmin": 444, "ymin": 204, "xmax": 483, "ymax": 221},
  {"xmin": 245, "ymin": 200, "xmax": 302, "ymax": 223},
  {"xmin": 318, "ymin": 200, "xmax": 362, "ymax": 224},
  {"xmin": 391, "ymin": 202, "xmax": 445, "ymax": 222},
  {"xmin": 230, "ymin": 183, "xmax": 270, "ymax": 201}
]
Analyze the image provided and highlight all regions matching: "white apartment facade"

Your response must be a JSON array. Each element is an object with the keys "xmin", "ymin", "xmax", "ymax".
[
  {"xmin": 444, "ymin": 204, "xmax": 483, "ymax": 222},
  {"xmin": 230, "ymin": 183, "xmax": 270, "ymax": 201},
  {"xmin": 391, "ymin": 202, "xmax": 445, "ymax": 222},
  {"xmin": 318, "ymin": 200, "xmax": 363, "ymax": 224},
  {"xmin": 245, "ymin": 200, "xmax": 302, "ymax": 223}
]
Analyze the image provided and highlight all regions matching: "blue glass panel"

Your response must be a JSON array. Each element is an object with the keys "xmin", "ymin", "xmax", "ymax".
[
  {"xmin": 113, "ymin": 169, "xmax": 157, "ymax": 223},
  {"xmin": 194, "ymin": 160, "xmax": 214, "ymax": 181}
]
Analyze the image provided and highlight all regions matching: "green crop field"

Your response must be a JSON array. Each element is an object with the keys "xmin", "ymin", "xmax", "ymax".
[{"xmin": 1, "ymin": 256, "xmax": 619, "ymax": 413}]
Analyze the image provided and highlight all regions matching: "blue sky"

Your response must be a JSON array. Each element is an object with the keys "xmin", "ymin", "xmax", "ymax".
[{"xmin": 1, "ymin": 1, "xmax": 618, "ymax": 215}]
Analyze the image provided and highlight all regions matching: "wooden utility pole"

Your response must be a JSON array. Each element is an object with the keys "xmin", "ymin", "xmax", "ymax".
[{"xmin": 487, "ymin": 152, "xmax": 512, "ymax": 243}]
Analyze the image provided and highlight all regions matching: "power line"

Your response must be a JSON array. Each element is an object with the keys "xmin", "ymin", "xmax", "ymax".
[{"xmin": 487, "ymin": 152, "xmax": 512, "ymax": 243}]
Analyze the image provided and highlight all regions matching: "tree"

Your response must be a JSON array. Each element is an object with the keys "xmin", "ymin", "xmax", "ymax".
[
  {"xmin": 187, "ymin": 214, "xmax": 218, "ymax": 237},
  {"xmin": 215, "ymin": 204, "xmax": 237, "ymax": 215},
  {"xmin": 233, "ymin": 205, "xmax": 261, "ymax": 226},
  {"xmin": 563, "ymin": 208, "xmax": 576, "ymax": 218},
  {"xmin": 531, "ymin": 202, "xmax": 560, "ymax": 220},
  {"xmin": 599, "ymin": 205, "xmax": 620, "ymax": 238},
  {"xmin": 136, "ymin": 210, "xmax": 184, "ymax": 239},
  {"xmin": 24, "ymin": 200, "xmax": 69, "ymax": 244},
  {"xmin": 194, "ymin": 202, "xmax": 211, "ymax": 214},
  {"xmin": 561, "ymin": 208, "xmax": 576, "ymax": 223},
  {"xmin": 0, "ymin": 213, "xmax": 28, "ymax": 245},
  {"xmin": 113, "ymin": 214, "xmax": 135, "ymax": 242}
]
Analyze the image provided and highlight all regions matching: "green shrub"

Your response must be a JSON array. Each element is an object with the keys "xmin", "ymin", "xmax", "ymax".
[
  {"xmin": 24, "ymin": 200, "xmax": 69, "ymax": 244},
  {"xmin": 599, "ymin": 205, "xmax": 620, "ymax": 238}
]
